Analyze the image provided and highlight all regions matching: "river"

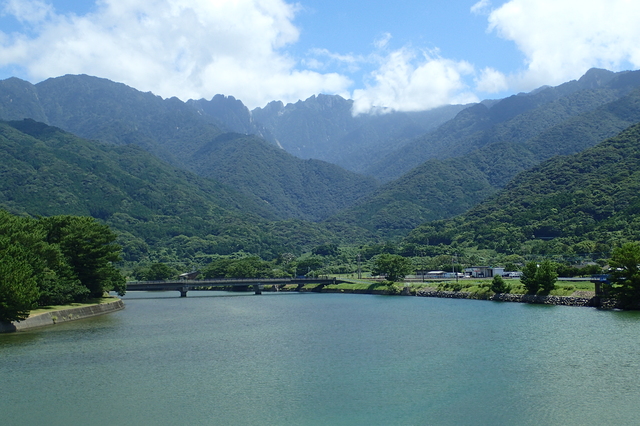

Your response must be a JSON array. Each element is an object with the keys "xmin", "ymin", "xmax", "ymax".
[{"xmin": 2, "ymin": 291, "xmax": 640, "ymax": 425}]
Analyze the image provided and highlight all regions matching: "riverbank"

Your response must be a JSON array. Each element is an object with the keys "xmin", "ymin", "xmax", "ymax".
[
  {"xmin": 269, "ymin": 283, "xmax": 619, "ymax": 308},
  {"xmin": 0, "ymin": 297, "xmax": 125, "ymax": 333},
  {"xmin": 415, "ymin": 288, "xmax": 617, "ymax": 307}
]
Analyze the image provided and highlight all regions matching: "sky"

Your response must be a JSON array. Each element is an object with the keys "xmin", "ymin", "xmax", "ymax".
[{"xmin": 0, "ymin": 0, "xmax": 638, "ymax": 113}]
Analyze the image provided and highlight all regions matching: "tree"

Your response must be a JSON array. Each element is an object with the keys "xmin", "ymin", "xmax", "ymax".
[
  {"xmin": 40, "ymin": 216, "xmax": 126, "ymax": 298},
  {"xmin": 312, "ymin": 243, "xmax": 339, "ymax": 257},
  {"xmin": 504, "ymin": 262, "xmax": 518, "ymax": 273},
  {"xmin": 0, "ymin": 243, "xmax": 39, "ymax": 323},
  {"xmin": 490, "ymin": 275, "xmax": 511, "ymax": 294},
  {"xmin": 520, "ymin": 260, "xmax": 558, "ymax": 295},
  {"xmin": 371, "ymin": 254, "xmax": 413, "ymax": 282},
  {"xmin": 609, "ymin": 242, "xmax": 640, "ymax": 309},
  {"xmin": 296, "ymin": 256, "xmax": 325, "ymax": 277},
  {"xmin": 201, "ymin": 258, "xmax": 235, "ymax": 279},
  {"xmin": 521, "ymin": 261, "xmax": 539, "ymax": 294},
  {"xmin": 143, "ymin": 263, "xmax": 176, "ymax": 281},
  {"xmin": 537, "ymin": 259, "xmax": 558, "ymax": 294},
  {"xmin": 225, "ymin": 257, "xmax": 271, "ymax": 278}
]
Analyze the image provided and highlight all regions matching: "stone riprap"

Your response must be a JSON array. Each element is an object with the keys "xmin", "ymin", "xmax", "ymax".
[{"xmin": 417, "ymin": 289, "xmax": 619, "ymax": 308}]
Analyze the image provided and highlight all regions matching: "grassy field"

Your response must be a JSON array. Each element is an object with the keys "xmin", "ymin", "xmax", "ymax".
[
  {"xmin": 330, "ymin": 276, "xmax": 595, "ymax": 297},
  {"xmin": 28, "ymin": 295, "xmax": 120, "ymax": 317}
]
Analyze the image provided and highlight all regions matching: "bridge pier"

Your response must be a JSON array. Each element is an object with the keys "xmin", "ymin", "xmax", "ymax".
[
  {"xmin": 253, "ymin": 284, "xmax": 262, "ymax": 295},
  {"xmin": 179, "ymin": 286, "xmax": 189, "ymax": 297}
]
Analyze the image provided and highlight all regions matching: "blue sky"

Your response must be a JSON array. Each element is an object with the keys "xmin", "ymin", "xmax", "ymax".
[{"xmin": 0, "ymin": 0, "xmax": 638, "ymax": 112}]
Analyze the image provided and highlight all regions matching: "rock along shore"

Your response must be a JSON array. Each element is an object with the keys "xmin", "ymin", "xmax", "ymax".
[
  {"xmin": 274, "ymin": 284, "xmax": 619, "ymax": 308},
  {"xmin": 0, "ymin": 298, "xmax": 125, "ymax": 333},
  {"xmin": 416, "ymin": 289, "xmax": 619, "ymax": 308}
]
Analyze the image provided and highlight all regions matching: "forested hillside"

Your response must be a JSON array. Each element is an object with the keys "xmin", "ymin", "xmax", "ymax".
[
  {"xmin": 0, "ymin": 75, "xmax": 377, "ymax": 221},
  {"xmin": 405, "ymin": 121, "xmax": 640, "ymax": 257},
  {"xmin": 0, "ymin": 120, "xmax": 372, "ymax": 263},
  {"xmin": 365, "ymin": 68, "xmax": 640, "ymax": 182},
  {"xmin": 190, "ymin": 133, "xmax": 377, "ymax": 221},
  {"xmin": 2, "ymin": 69, "xmax": 640, "ymax": 261},
  {"xmin": 330, "ymin": 70, "xmax": 640, "ymax": 237}
]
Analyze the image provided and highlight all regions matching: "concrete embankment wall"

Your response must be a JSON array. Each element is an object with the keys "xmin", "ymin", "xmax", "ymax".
[{"xmin": 0, "ymin": 299, "xmax": 125, "ymax": 333}]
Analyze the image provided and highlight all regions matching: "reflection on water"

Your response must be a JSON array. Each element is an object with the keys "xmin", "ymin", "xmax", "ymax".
[{"xmin": 2, "ymin": 292, "xmax": 640, "ymax": 426}]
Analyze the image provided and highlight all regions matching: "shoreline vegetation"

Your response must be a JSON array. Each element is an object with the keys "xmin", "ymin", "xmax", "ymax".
[
  {"xmin": 190, "ymin": 277, "xmax": 617, "ymax": 308},
  {"xmin": 274, "ymin": 280, "xmax": 619, "ymax": 308}
]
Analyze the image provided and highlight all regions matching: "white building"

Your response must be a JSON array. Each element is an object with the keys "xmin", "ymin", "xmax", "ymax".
[{"xmin": 464, "ymin": 266, "xmax": 504, "ymax": 278}]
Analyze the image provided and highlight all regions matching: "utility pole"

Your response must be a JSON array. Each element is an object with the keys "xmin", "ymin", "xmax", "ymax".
[
  {"xmin": 357, "ymin": 253, "xmax": 362, "ymax": 279},
  {"xmin": 453, "ymin": 253, "xmax": 459, "ymax": 284}
]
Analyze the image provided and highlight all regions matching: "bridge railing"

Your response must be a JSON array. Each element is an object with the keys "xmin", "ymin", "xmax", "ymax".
[{"xmin": 127, "ymin": 277, "xmax": 335, "ymax": 285}]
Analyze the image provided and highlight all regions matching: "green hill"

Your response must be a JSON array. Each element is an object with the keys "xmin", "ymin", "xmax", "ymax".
[
  {"xmin": 0, "ymin": 119, "xmax": 368, "ymax": 261},
  {"xmin": 0, "ymin": 75, "xmax": 377, "ymax": 222},
  {"xmin": 330, "ymin": 71, "xmax": 640, "ymax": 238},
  {"xmin": 405, "ymin": 121, "xmax": 640, "ymax": 256},
  {"xmin": 190, "ymin": 133, "xmax": 377, "ymax": 221}
]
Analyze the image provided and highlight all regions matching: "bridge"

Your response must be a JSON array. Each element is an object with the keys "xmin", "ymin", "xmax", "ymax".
[{"xmin": 126, "ymin": 277, "xmax": 342, "ymax": 297}]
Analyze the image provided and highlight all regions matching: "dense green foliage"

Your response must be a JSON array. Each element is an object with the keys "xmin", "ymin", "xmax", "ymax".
[
  {"xmin": 190, "ymin": 133, "xmax": 378, "ymax": 221},
  {"xmin": 0, "ymin": 119, "xmax": 377, "ymax": 264},
  {"xmin": 608, "ymin": 242, "xmax": 640, "ymax": 309},
  {"xmin": 0, "ymin": 243, "xmax": 39, "ymax": 322},
  {"xmin": 201, "ymin": 256, "xmax": 289, "ymax": 279},
  {"xmin": 520, "ymin": 260, "xmax": 558, "ymax": 295},
  {"xmin": 406, "ymin": 122, "xmax": 640, "ymax": 257},
  {"xmin": 370, "ymin": 254, "xmax": 414, "ymax": 282},
  {"xmin": 0, "ymin": 211, "xmax": 125, "ymax": 322},
  {"xmin": 490, "ymin": 275, "xmax": 511, "ymax": 294},
  {"xmin": 134, "ymin": 263, "xmax": 177, "ymax": 281},
  {"xmin": 333, "ymin": 72, "xmax": 640, "ymax": 237}
]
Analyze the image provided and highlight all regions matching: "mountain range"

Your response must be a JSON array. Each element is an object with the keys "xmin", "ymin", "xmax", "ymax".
[
  {"xmin": 1, "ymin": 68, "xmax": 640, "ymax": 261},
  {"xmin": 331, "ymin": 69, "xmax": 640, "ymax": 237}
]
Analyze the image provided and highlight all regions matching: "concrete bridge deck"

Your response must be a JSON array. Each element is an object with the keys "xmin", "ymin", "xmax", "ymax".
[{"xmin": 126, "ymin": 277, "xmax": 341, "ymax": 297}]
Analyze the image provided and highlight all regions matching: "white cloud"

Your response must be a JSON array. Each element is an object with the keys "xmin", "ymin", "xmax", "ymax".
[
  {"xmin": 307, "ymin": 48, "xmax": 361, "ymax": 73},
  {"xmin": 475, "ymin": 67, "xmax": 508, "ymax": 93},
  {"xmin": 0, "ymin": 0, "xmax": 351, "ymax": 108},
  {"xmin": 470, "ymin": 0, "xmax": 492, "ymax": 15},
  {"xmin": 351, "ymin": 48, "xmax": 478, "ymax": 115},
  {"xmin": 487, "ymin": 0, "xmax": 640, "ymax": 90},
  {"xmin": 2, "ymin": 0, "xmax": 54, "ymax": 24},
  {"xmin": 373, "ymin": 32, "xmax": 392, "ymax": 50}
]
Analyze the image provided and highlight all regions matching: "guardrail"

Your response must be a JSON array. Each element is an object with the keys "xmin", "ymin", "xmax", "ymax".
[{"xmin": 127, "ymin": 277, "xmax": 335, "ymax": 285}]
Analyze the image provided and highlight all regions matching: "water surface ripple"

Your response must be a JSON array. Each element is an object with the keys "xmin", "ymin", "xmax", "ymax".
[{"xmin": 2, "ymin": 292, "xmax": 640, "ymax": 425}]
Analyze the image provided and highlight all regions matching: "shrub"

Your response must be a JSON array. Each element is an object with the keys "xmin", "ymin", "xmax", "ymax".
[{"xmin": 490, "ymin": 275, "xmax": 511, "ymax": 294}]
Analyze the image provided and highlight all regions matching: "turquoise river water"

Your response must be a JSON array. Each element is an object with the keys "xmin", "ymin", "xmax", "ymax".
[{"xmin": 2, "ymin": 291, "xmax": 640, "ymax": 425}]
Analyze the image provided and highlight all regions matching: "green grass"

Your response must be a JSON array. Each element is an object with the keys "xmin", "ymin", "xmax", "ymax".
[
  {"xmin": 322, "ymin": 276, "xmax": 596, "ymax": 298},
  {"xmin": 434, "ymin": 278, "xmax": 595, "ymax": 296},
  {"xmin": 324, "ymin": 283, "xmax": 389, "ymax": 291},
  {"xmin": 29, "ymin": 296, "xmax": 120, "ymax": 317}
]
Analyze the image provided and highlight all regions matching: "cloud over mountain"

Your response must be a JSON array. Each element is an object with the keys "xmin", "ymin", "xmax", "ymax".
[
  {"xmin": 0, "ymin": 0, "xmax": 639, "ymax": 112},
  {"xmin": 482, "ymin": 0, "xmax": 640, "ymax": 90},
  {"xmin": 0, "ymin": 0, "xmax": 350, "ymax": 108}
]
